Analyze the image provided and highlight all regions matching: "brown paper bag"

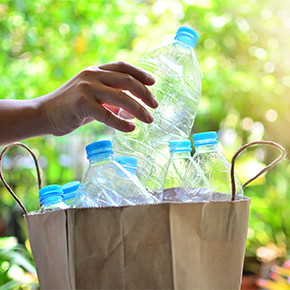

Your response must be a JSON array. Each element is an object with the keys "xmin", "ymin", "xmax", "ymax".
[{"xmin": 0, "ymin": 141, "xmax": 285, "ymax": 290}]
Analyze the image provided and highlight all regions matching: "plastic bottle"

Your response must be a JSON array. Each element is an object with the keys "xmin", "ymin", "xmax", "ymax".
[
  {"xmin": 113, "ymin": 26, "xmax": 202, "ymax": 194},
  {"xmin": 164, "ymin": 140, "xmax": 212, "ymax": 202},
  {"xmin": 38, "ymin": 185, "xmax": 69, "ymax": 213},
  {"xmin": 75, "ymin": 140, "xmax": 159, "ymax": 208},
  {"xmin": 61, "ymin": 180, "xmax": 80, "ymax": 207},
  {"xmin": 137, "ymin": 26, "xmax": 202, "ymax": 143},
  {"xmin": 191, "ymin": 131, "xmax": 244, "ymax": 201},
  {"xmin": 163, "ymin": 140, "xmax": 192, "ymax": 201},
  {"xmin": 115, "ymin": 156, "xmax": 138, "ymax": 175}
]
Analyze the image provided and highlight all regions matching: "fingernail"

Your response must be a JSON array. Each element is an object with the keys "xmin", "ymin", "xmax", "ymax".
[
  {"xmin": 147, "ymin": 74, "xmax": 155, "ymax": 83},
  {"xmin": 147, "ymin": 113, "xmax": 154, "ymax": 123},
  {"xmin": 127, "ymin": 121, "xmax": 136, "ymax": 130},
  {"xmin": 153, "ymin": 99, "xmax": 159, "ymax": 108}
]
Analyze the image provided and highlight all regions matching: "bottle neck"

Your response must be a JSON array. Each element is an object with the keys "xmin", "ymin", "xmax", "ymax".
[
  {"xmin": 63, "ymin": 192, "xmax": 77, "ymax": 200},
  {"xmin": 174, "ymin": 40, "xmax": 194, "ymax": 54},
  {"xmin": 194, "ymin": 144, "xmax": 219, "ymax": 154},
  {"xmin": 89, "ymin": 152, "xmax": 113, "ymax": 164},
  {"xmin": 171, "ymin": 151, "xmax": 191, "ymax": 158},
  {"xmin": 41, "ymin": 195, "xmax": 63, "ymax": 206}
]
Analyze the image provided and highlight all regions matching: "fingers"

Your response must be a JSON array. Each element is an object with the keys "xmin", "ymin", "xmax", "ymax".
[
  {"xmin": 103, "ymin": 104, "xmax": 120, "ymax": 115},
  {"xmin": 98, "ymin": 87, "xmax": 154, "ymax": 124},
  {"xmin": 100, "ymin": 70, "xmax": 158, "ymax": 109},
  {"xmin": 84, "ymin": 102, "xmax": 136, "ymax": 132},
  {"xmin": 75, "ymin": 62, "xmax": 159, "ymax": 132},
  {"xmin": 99, "ymin": 61, "xmax": 155, "ymax": 86}
]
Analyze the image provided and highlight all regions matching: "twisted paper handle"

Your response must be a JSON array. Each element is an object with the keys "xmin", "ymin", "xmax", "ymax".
[
  {"xmin": 0, "ymin": 142, "xmax": 42, "ymax": 214},
  {"xmin": 230, "ymin": 141, "xmax": 286, "ymax": 201},
  {"xmin": 0, "ymin": 140, "xmax": 286, "ymax": 212}
]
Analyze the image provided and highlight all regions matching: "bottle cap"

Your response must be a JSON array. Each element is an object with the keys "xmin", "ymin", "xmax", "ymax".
[
  {"xmin": 115, "ymin": 156, "xmax": 138, "ymax": 169},
  {"xmin": 39, "ymin": 185, "xmax": 63, "ymax": 203},
  {"xmin": 193, "ymin": 131, "xmax": 218, "ymax": 147},
  {"xmin": 169, "ymin": 139, "xmax": 192, "ymax": 153},
  {"xmin": 85, "ymin": 140, "xmax": 113, "ymax": 159},
  {"xmin": 61, "ymin": 181, "xmax": 80, "ymax": 200},
  {"xmin": 174, "ymin": 26, "xmax": 198, "ymax": 48}
]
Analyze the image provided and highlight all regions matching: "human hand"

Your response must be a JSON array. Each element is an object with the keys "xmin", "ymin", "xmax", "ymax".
[{"xmin": 37, "ymin": 61, "xmax": 158, "ymax": 136}]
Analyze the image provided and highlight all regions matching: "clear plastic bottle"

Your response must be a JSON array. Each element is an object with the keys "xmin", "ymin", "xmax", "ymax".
[
  {"xmin": 113, "ymin": 26, "xmax": 202, "ymax": 194},
  {"xmin": 191, "ymin": 131, "xmax": 244, "ymax": 201},
  {"xmin": 38, "ymin": 185, "xmax": 69, "ymax": 213},
  {"xmin": 137, "ymin": 26, "xmax": 202, "ymax": 143},
  {"xmin": 164, "ymin": 140, "xmax": 212, "ymax": 202},
  {"xmin": 163, "ymin": 140, "xmax": 192, "ymax": 202},
  {"xmin": 61, "ymin": 180, "xmax": 80, "ymax": 207},
  {"xmin": 75, "ymin": 140, "xmax": 159, "ymax": 208},
  {"xmin": 115, "ymin": 156, "xmax": 138, "ymax": 175},
  {"xmin": 114, "ymin": 156, "xmax": 159, "ymax": 204}
]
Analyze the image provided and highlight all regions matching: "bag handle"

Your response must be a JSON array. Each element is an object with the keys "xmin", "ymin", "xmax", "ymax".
[
  {"xmin": 230, "ymin": 141, "xmax": 286, "ymax": 201},
  {"xmin": 0, "ymin": 142, "xmax": 42, "ymax": 214},
  {"xmin": 0, "ymin": 140, "xmax": 286, "ymax": 212}
]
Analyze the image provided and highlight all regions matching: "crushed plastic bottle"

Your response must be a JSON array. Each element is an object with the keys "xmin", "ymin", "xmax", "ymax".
[
  {"xmin": 113, "ymin": 26, "xmax": 202, "ymax": 195},
  {"xmin": 75, "ymin": 140, "xmax": 159, "ymax": 208},
  {"xmin": 115, "ymin": 156, "xmax": 138, "ymax": 175},
  {"xmin": 137, "ymin": 26, "xmax": 202, "ymax": 143}
]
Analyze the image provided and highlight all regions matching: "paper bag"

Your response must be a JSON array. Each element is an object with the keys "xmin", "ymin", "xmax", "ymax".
[{"xmin": 0, "ymin": 141, "xmax": 285, "ymax": 290}]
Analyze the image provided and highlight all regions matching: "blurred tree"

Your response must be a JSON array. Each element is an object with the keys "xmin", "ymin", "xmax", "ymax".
[{"xmin": 0, "ymin": 0, "xmax": 290, "ymax": 285}]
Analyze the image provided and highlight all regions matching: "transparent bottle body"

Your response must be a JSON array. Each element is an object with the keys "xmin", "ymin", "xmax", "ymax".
[
  {"xmin": 137, "ymin": 41, "xmax": 202, "ymax": 143},
  {"xmin": 112, "ymin": 139, "xmax": 166, "ymax": 201},
  {"xmin": 63, "ymin": 196, "xmax": 76, "ymax": 207},
  {"xmin": 193, "ymin": 145, "xmax": 244, "ymax": 201},
  {"xmin": 75, "ymin": 154, "xmax": 158, "ymax": 208},
  {"xmin": 113, "ymin": 40, "xmax": 202, "ymax": 194},
  {"xmin": 38, "ymin": 196, "xmax": 69, "ymax": 213},
  {"xmin": 163, "ymin": 151, "xmax": 191, "ymax": 202},
  {"xmin": 179, "ymin": 158, "xmax": 213, "ymax": 203}
]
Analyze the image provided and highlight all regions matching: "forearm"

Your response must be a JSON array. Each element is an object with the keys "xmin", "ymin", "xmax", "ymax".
[
  {"xmin": 0, "ymin": 99, "xmax": 50, "ymax": 146},
  {"xmin": 0, "ymin": 62, "xmax": 157, "ymax": 146}
]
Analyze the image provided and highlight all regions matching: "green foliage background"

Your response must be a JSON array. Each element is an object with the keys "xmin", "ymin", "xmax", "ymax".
[{"xmin": 0, "ymin": 0, "xmax": 290, "ymax": 287}]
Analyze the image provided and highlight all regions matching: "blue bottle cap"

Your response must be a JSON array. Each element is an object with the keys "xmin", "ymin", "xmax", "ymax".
[
  {"xmin": 174, "ymin": 26, "xmax": 198, "ymax": 48},
  {"xmin": 169, "ymin": 140, "xmax": 192, "ymax": 153},
  {"xmin": 39, "ymin": 185, "xmax": 63, "ymax": 203},
  {"xmin": 61, "ymin": 181, "xmax": 80, "ymax": 200},
  {"xmin": 85, "ymin": 140, "xmax": 113, "ymax": 159},
  {"xmin": 115, "ymin": 156, "xmax": 138, "ymax": 169},
  {"xmin": 193, "ymin": 131, "xmax": 218, "ymax": 147}
]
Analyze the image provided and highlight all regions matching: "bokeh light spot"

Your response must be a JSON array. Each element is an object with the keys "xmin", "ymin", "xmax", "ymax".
[
  {"xmin": 242, "ymin": 117, "xmax": 254, "ymax": 131},
  {"xmin": 266, "ymin": 109, "xmax": 278, "ymax": 122},
  {"xmin": 255, "ymin": 48, "xmax": 267, "ymax": 60},
  {"xmin": 223, "ymin": 36, "xmax": 235, "ymax": 48},
  {"xmin": 236, "ymin": 54, "xmax": 248, "ymax": 65},
  {"xmin": 282, "ymin": 76, "xmax": 290, "ymax": 87},
  {"xmin": 13, "ymin": 15, "xmax": 24, "ymax": 26},
  {"xmin": 236, "ymin": 17, "xmax": 250, "ymax": 31},
  {"xmin": 267, "ymin": 38, "xmax": 278, "ymax": 49},
  {"xmin": 264, "ymin": 61, "xmax": 275, "ymax": 73},
  {"xmin": 283, "ymin": 18, "xmax": 290, "ymax": 28},
  {"xmin": 134, "ymin": 14, "xmax": 149, "ymax": 26},
  {"xmin": 261, "ymin": 74, "xmax": 276, "ymax": 88},
  {"xmin": 210, "ymin": 13, "xmax": 232, "ymax": 28},
  {"xmin": 261, "ymin": 10, "xmax": 272, "ymax": 20},
  {"xmin": 204, "ymin": 57, "xmax": 217, "ymax": 68},
  {"xmin": 203, "ymin": 38, "xmax": 216, "ymax": 50},
  {"xmin": 59, "ymin": 23, "xmax": 70, "ymax": 35}
]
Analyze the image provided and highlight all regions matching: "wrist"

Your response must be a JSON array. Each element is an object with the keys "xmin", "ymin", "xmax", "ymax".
[
  {"xmin": 30, "ymin": 96, "xmax": 52, "ymax": 136},
  {"xmin": 0, "ymin": 98, "xmax": 52, "ymax": 146}
]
